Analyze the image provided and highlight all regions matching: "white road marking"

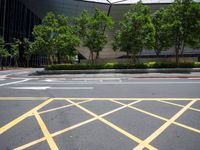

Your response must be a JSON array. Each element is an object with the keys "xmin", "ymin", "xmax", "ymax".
[
  {"xmin": 8, "ymin": 86, "xmax": 94, "ymax": 90},
  {"xmin": 18, "ymin": 81, "xmax": 200, "ymax": 85},
  {"xmin": 72, "ymin": 78, "xmax": 121, "ymax": 81},
  {"xmin": 0, "ymin": 79, "xmax": 30, "ymax": 86},
  {"xmin": 43, "ymin": 79, "xmax": 54, "ymax": 82}
]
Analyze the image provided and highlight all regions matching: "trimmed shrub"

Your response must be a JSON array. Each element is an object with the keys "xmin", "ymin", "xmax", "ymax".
[{"xmin": 45, "ymin": 62, "xmax": 200, "ymax": 70}]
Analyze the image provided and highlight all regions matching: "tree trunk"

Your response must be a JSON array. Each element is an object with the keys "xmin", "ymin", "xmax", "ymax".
[
  {"xmin": 15, "ymin": 57, "xmax": 18, "ymax": 68},
  {"xmin": 180, "ymin": 41, "xmax": 185, "ymax": 56},
  {"xmin": 57, "ymin": 52, "xmax": 61, "ymax": 64},
  {"xmin": 129, "ymin": 54, "xmax": 136, "ymax": 64},
  {"xmin": 155, "ymin": 49, "xmax": 161, "ymax": 57},
  {"xmin": 1, "ymin": 57, "xmax": 3, "ymax": 70},
  {"xmin": 27, "ymin": 58, "xmax": 30, "ymax": 67},
  {"xmin": 89, "ymin": 51, "xmax": 94, "ymax": 64},
  {"xmin": 175, "ymin": 48, "xmax": 180, "ymax": 65},
  {"xmin": 96, "ymin": 51, "xmax": 99, "ymax": 60}
]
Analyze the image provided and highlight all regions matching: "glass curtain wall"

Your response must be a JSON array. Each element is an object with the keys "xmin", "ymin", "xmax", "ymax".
[{"xmin": 0, "ymin": 0, "xmax": 41, "ymax": 42}]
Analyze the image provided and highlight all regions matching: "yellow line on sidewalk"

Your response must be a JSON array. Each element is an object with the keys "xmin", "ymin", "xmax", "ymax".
[
  {"xmin": 34, "ymin": 111, "xmax": 58, "ymax": 150},
  {"xmin": 0, "ymin": 98, "xmax": 53, "ymax": 134},
  {"xmin": 67, "ymin": 99, "xmax": 157, "ymax": 150},
  {"xmin": 133, "ymin": 100, "xmax": 197, "ymax": 150},
  {"xmin": 14, "ymin": 100, "xmax": 140, "ymax": 149}
]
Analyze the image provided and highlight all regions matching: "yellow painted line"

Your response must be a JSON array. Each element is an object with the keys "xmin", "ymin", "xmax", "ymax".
[
  {"xmin": 0, "ymin": 98, "xmax": 53, "ymax": 134},
  {"xmin": 111, "ymin": 99, "xmax": 200, "ymax": 134},
  {"xmin": 158, "ymin": 100, "xmax": 200, "ymax": 112},
  {"xmin": 66, "ymin": 98, "xmax": 200, "ymax": 101},
  {"xmin": 52, "ymin": 100, "xmax": 141, "ymax": 137},
  {"xmin": 14, "ymin": 137, "xmax": 46, "ymax": 150},
  {"xmin": 111, "ymin": 99, "xmax": 168, "ymax": 121},
  {"xmin": 14, "ymin": 100, "xmax": 140, "ymax": 149},
  {"xmin": 37, "ymin": 100, "xmax": 92, "ymax": 115},
  {"xmin": 67, "ymin": 99, "xmax": 157, "ymax": 150},
  {"xmin": 133, "ymin": 100, "xmax": 197, "ymax": 150},
  {"xmin": 34, "ymin": 111, "xmax": 58, "ymax": 150},
  {"xmin": 0, "ymin": 97, "xmax": 48, "ymax": 100},
  {"xmin": 0, "ymin": 97, "xmax": 199, "ymax": 101}
]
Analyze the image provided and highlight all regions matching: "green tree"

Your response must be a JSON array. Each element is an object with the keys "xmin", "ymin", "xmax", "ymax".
[
  {"xmin": 73, "ymin": 10, "xmax": 90, "ymax": 39},
  {"xmin": 21, "ymin": 38, "xmax": 32, "ymax": 67},
  {"xmin": 31, "ymin": 12, "xmax": 57, "ymax": 64},
  {"xmin": 11, "ymin": 39, "xmax": 20, "ymax": 67},
  {"xmin": 32, "ymin": 12, "xmax": 79, "ymax": 64},
  {"xmin": 152, "ymin": 8, "xmax": 172, "ymax": 56},
  {"xmin": 54, "ymin": 15, "xmax": 80, "ymax": 63},
  {"xmin": 162, "ymin": 0, "xmax": 200, "ymax": 64},
  {"xmin": 74, "ymin": 9, "xmax": 114, "ymax": 63},
  {"xmin": 113, "ymin": 2, "xmax": 155, "ymax": 63},
  {"xmin": 0, "ymin": 37, "xmax": 9, "ymax": 69}
]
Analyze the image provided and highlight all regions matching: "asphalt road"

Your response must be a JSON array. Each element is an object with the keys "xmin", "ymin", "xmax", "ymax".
[
  {"xmin": 0, "ymin": 68, "xmax": 200, "ymax": 150},
  {"xmin": 0, "ymin": 68, "xmax": 200, "ymax": 97}
]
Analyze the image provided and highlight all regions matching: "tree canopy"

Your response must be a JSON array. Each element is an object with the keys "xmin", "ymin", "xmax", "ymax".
[
  {"xmin": 160, "ymin": 0, "xmax": 200, "ymax": 64},
  {"xmin": 74, "ymin": 9, "xmax": 114, "ymax": 63},
  {"xmin": 152, "ymin": 8, "xmax": 172, "ymax": 56},
  {"xmin": 31, "ymin": 12, "xmax": 80, "ymax": 64},
  {"xmin": 113, "ymin": 2, "xmax": 155, "ymax": 63}
]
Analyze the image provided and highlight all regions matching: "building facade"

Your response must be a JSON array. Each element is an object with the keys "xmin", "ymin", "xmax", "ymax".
[{"xmin": 0, "ymin": 0, "xmax": 200, "ymax": 62}]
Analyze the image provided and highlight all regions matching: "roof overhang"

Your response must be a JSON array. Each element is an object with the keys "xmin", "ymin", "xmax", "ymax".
[{"xmin": 79, "ymin": 0, "xmax": 200, "ymax": 5}]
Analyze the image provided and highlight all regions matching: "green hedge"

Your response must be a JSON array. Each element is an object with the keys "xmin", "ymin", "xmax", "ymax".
[{"xmin": 45, "ymin": 62, "xmax": 200, "ymax": 70}]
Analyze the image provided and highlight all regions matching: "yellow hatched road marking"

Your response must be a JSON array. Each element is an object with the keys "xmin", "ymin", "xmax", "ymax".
[
  {"xmin": 67, "ymin": 99, "xmax": 157, "ymax": 150},
  {"xmin": 0, "ymin": 98, "xmax": 53, "ymax": 134},
  {"xmin": 1, "ymin": 97, "xmax": 200, "ymax": 150},
  {"xmin": 158, "ymin": 100, "xmax": 200, "ymax": 112},
  {"xmin": 111, "ymin": 99, "xmax": 200, "ymax": 134},
  {"xmin": 0, "ymin": 97, "xmax": 200, "ymax": 101},
  {"xmin": 14, "ymin": 137, "xmax": 46, "ymax": 150},
  {"xmin": 133, "ymin": 100, "xmax": 197, "ymax": 150},
  {"xmin": 36, "ymin": 100, "xmax": 91, "ymax": 115},
  {"xmin": 65, "ymin": 98, "xmax": 200, "ymax": 101},
  {"xmin": 14, "ymin": 100, "xmax": 140, "ymax": 149},
  {"xmin": 34, "ymin": 111, "xmax": 59, "ymax": 150}
]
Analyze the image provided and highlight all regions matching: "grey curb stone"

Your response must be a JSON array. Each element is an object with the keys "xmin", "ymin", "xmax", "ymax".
[{"xmin": 33, "ymin": 68, "xmax": 200, "ymax": 75}]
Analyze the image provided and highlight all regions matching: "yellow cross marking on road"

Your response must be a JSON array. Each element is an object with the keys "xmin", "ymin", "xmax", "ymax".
[
  {"xmin": 0, "ymin": 97, "xmax": 199, "ymax": 150},
  {"xmin": 133, "ymin": 100, "xmax": 197, "ymax": 150}
]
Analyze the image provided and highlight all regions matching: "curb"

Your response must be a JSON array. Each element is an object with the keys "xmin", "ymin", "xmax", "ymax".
[{"xmin": 33, "ymin": 68, "xmax": 200, "ymax": 75}]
